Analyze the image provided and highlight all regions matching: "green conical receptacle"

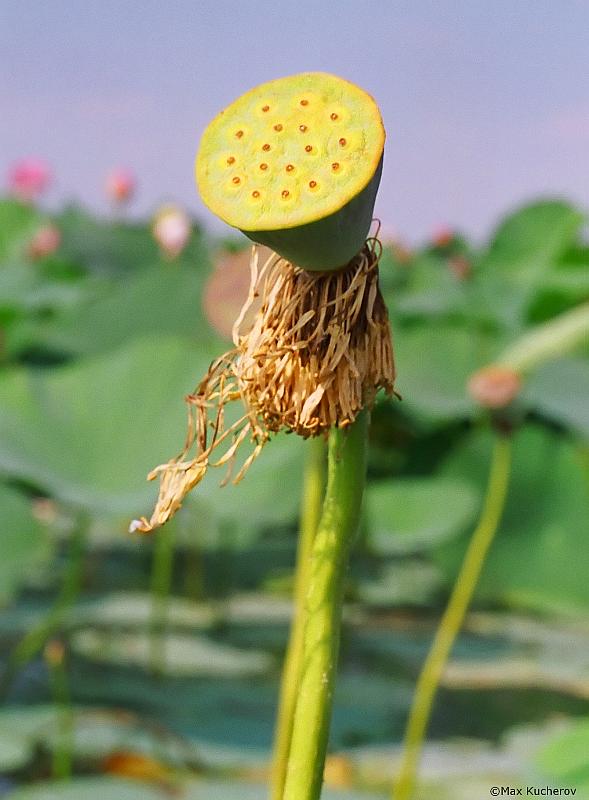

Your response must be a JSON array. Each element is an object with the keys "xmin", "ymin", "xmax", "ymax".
[{"xmin": 196, "ymin": 72, "xmax": 385, "ymax": 271}]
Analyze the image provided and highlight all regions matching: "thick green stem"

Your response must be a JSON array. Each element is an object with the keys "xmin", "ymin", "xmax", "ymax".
[
  {"xmin": 4, "ymin": 520, "xmax": 87, "ymax": 687},
  {"xmin": 271, "ymin": 435, "xmax": 327, "ymax": 800},
  {"xmin": 499, "ymin": 301, "xmax": 589, "ymax": 374},
  {"xmin": 394, "ymin": 434, "xmax": 512, "ymax": 800},
  {"xmin": 283, "ymin": 411, "xmax": 369, "ymax": 800},
  {"xmin": 149, "ymin": 524, "xmax": 176, "ymax": 677}
]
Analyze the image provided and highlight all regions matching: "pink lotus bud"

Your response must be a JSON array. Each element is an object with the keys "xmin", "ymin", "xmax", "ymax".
[
  {"xmin": 27, "ymin": 224, "xmax": 61, "ymax": 259},
  {"xmin": 431, "ymin": 225, "xmax": 454, "ymax": 248},
  {"xmin": 204, "ymin": 247, "xmax": 270, "ymax": 339},
  {"xmin": 7, "ymin": 158, "xmax": 52, "ymax": 203},
  {"xmin": 467, "ymin": 365, "xmax": 522, "ymax": 409},
  {"xmin": 105, "ymin": 167, "xmax": 136, "ymax": 205},
  {"xmin": 152, "ymin": 205, "xmax": 191, "ymax": 259}
]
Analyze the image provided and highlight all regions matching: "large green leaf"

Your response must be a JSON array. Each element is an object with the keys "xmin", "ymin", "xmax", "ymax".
[
  {"xmin": 0, "ymin": 336, "xmax": 216, "ymax": 513},
  {"xmin": 475, "ymin": 200, "xmax": 585, "ymax": 328},
  {"xmin": 393, "ymin": 324, "xmax": 499, "ymax": 423},
  {"xmin": 366, "ymin": 476, "xmax": 480, "ymax": 555},
  {"xmin": 0, "ymin": 484, "xmax": 53, "ymax": 604},
  {"xmin": 0, "ymin": 334, "xmax": 305, "ymax": 543},
  {"xmin": 56, "ymin": 206, "xmax": 160, "ymax": 276},
  {"xmin": 436, "ymin": 425, "xmax": 589, "ymax": 612},
  {"xmin": 30, "ymin": 262, "xmax": 217, "ymax": 358},
  {"xmin": 523, "ymin": 358, "xmax": 589, "ymax": 438}
]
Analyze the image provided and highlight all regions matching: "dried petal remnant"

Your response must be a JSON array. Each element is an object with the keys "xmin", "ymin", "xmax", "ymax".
[{"xmin": 132, "ymin": 238, "xmax": 395, "ymax": 534}]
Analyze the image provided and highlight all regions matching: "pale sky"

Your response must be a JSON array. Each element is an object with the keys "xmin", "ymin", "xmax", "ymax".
[{"xmin": 1, "ymin": 0, "xmax": 588, "ymax": 242}]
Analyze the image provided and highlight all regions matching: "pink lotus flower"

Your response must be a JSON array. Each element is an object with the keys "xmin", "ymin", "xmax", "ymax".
[
  {"xmin": 7, "ymin": 158, "xmax": 52, "ymax": 203},
  {"xmin": 105, "ymin": 167, "xmax": 136, "ymax": 205},
  {"xmin": 27, "ymin": 224, "xmax": 61, "ymax": 260},
  {"xmin": 152, "ymin": 205, "xmax": 191, "ymax": 259}
]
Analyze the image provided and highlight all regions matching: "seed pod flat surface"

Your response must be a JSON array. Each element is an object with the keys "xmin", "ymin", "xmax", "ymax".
[{"xmin": 196, "ymin": 72, "xmax": 385, "ymax": 234}]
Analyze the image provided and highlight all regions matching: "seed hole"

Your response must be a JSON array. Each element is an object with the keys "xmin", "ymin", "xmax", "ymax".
[
  {"xmin": 330, "ymin": 113, "xmax": 338, "ymax": 120},
  {"xmin": 281, "ymin": 189, "xmax": 290, "ymax": 198},
  {"xmin": 309, "ymin": 180, "xmax": 317, "ymax": 188},
  {"xmin": 339, "ymin": 137, "xmax": 347, "ymax": 146},
  {"xmin": 226, "ymin": 156, "xmax": 235, "ymax": 165},
  {"xmin": 273, "ymin": 123, "xmax": 283, "ymax": 132},
  {"xmin": 299, "ymin": 124, "xmax": 307, "ymax": 132},
  {"xmin": 235, "ymin": 130, "xmax": 244, "ymax": 139},
  {"xmin": 232, "ymin": 176, "xmax": 241, "ymax": 184},
  {"xmin": 286, "ymin": 164, "xmax": 294, "ymax": 172},
  {"xmin": 252, "ymin": 190, "xmax": 260, "ymax": 198},
  {"xmin": 305, "ymin": 145, "xmax": 313, "ymax": 153},
  {"xmin": 331, "ymin": 162, "xmax": 340, "ymax": 171},
  {"xmin": 262, "ymin": 143, "xmax": 271, "ymax": 151},
  {"xmin": 262, "ymin": 105, "xmax": 270, "ymax": 112},
  {"xmin": 259, "ymin": 163, "xmax": 268, "ymax": 170},
  {"xmin": 300, "ymin": 99, "xmax": 309, "ymax": 106}
]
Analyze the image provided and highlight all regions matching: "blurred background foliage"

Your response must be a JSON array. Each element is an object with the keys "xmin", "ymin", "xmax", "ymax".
[{"xmin": 1, "ymin": 194, "xmax": 588, "ymax": 799}]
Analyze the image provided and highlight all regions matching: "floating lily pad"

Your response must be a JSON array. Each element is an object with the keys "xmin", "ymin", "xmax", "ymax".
[
  {"xmin": 5, "ymin": 777, "xmax": 164, "ymax": 800},
  {"xmin": 74, "ymin": 592, "xmax": 216, "ymax": 630},
  {"xmin": 71, "ymin": 629, "xmax": 272, "ymax": 677}
]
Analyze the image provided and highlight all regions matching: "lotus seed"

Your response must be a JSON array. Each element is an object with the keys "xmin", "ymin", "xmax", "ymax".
[
  {"xmin": 273, "ymin": 124, "xmax": 283, "ymax": 132},
  {"xmin": 339, "ymin": 137, "xmax": 347, "ymax": 146},
  {"xmin": 262, "ymin": 105, "xmax": 270, "ymax": 112},
  {"xmin": 232, "ymin": 176, "xmax": 241, "ymax": 184},
  {"xmin": 252, "ymin": 190, "xmax": 260, "ymax": 198},
  {"xmin": 309, "ymin": 180, "xmax": 317, "ymax": 188},
  {"xmin": 262, "ymin": 143, "xmax": 271, "ymax": 151},
  {"xmin": 305, "ymin": 145, "xmax": 313, "ymax": 152},
  {"xmin": 330, "ymin": 113, "xmax": 338, "ymax": 120},
  {"xmin": 236, "ymin": 130, "xmax": 244, "ymax": 138},
  {"xmin": 260, "ymin": 163, "xmax": 268, "ymax": 170},
  {"xmin": 300, "ymin": 99, "xmax": 309, "ymax": 106},
  {"xmin": 332, "ymin": 162, "xmax": 339, "ymax": 170},
  {"xmin": 299, "ymin": 124, "xmax": 307, "ymax": 132},
  {"xmin": 281, "ymin": 189, "xmax": 290, "ymax": 198},
  {"xmin": 227, "ymin": 156, "xmax": 235, "ymax": 165},
  {"xmin": 286, "ymin": 164, "xmax": 294, "ymax": 172}
]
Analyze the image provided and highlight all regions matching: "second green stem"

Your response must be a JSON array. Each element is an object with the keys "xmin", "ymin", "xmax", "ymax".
[{"xmin": 394, "ymin": 433, "xmax": 512, "ymax": 800}]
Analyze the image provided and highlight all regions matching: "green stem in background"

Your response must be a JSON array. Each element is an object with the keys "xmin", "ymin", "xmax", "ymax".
[
  {"xmin": 44, "ymin": 641, "xmax": 74, "ymax": 781},
  {"xmin": 394, "ymin": 434, "xmax": 512, "ymax": 800},
  {"xmin": 499, "ymin": 301, "xmax": 589, "ymax": 374},
  {"xmin": 3, "ymin": 519, "xmax": 87, "ymax": 693},
  {"xmin": 149, "ymin": 523, "xmax": 176, "ymax": 677},
  {"xmin": 271, "ymin": 435, "xmax": 327, "ymax": 800},
  {"xmin": 282, "ymin": 411, "xmax": 369, "ymax": 800}
]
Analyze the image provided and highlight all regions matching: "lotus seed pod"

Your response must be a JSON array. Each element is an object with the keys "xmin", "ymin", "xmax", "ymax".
[{"xmin": 196, "ymin": 72, "xmax": 385, "ymax": 271}]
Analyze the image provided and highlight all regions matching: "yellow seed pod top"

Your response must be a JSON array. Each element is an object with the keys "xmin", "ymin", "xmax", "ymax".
[{"xmin": 195, "ymin": 72, "xmax": 385, "ymax": 232}]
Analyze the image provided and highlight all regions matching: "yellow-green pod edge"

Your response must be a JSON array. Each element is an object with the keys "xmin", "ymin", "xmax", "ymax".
[{"xmin": 196, "ymin": 72, "xmax": 385, "ymax": 271}]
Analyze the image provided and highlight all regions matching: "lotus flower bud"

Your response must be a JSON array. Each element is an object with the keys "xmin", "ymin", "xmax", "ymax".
[
  {"xmin": 152, "ymin": 204, "xmax": 191, "ymax": 259},
  {"xmin": 105, "ymin": 167, "xmax": 136, "ymax": 205},
  {"xmin": 431, "ymin": 225, "xmax": 454, "ymax": 248},
  {"xmin": 7, "ymin": 158, "xmax": 52, "ymax": 203},
  {"xmin": 467, "ymin": 365, "xmax": 522, "ymax": 409},
  {"xmin": 27, "ymin": 223, "xmax": 61, "ymax": 260}
]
